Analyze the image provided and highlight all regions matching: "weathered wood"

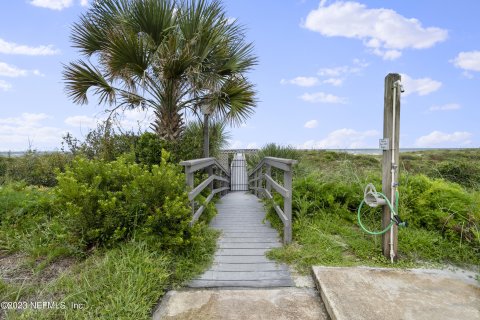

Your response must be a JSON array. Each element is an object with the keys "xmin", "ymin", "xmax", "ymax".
[
  {"xmin": 181, "ymin": 157, "xmax": 230, "ymax": 224},
  {"xmin": 197, "ymin": 270, "xmax": 292, "ymax": 281},
  {"xmin": 180, "ymin": 157, "xmax": 215, "ymax": 173},
  {"xmin": 218, "ymin": 242, "xmax": 282, "ymax": 249},
  {"xmin": 264, "ymin": 174, "xmax": 289, "ymax": 198},
  {"xmin": 265, "ymin": 164, "xmax": 271, "ymax": 194},
  {"xmin": 209, "ymin": 262, "xmax": 288, "ymax": 272},
  {"xmin": 283, "ymin": 170, "xmax": 293, "ymax": 244},
  {"xmin": 264, "ymin": 157, "xmax": 297, "ymax": 172},
  {"xmin": 188, "ymin": 192, "xmax": 293, "ymax": 288},
  {"xmin": 189, "ymin": 279, "xmax": 294, "ymax": 288},
  {"xmin": 382, "ymin": 73, "xmax": 401, "ymax": 260},
  {"xmin": 248, "ymin": 157, "xmax": 295, "ymax": 245}
]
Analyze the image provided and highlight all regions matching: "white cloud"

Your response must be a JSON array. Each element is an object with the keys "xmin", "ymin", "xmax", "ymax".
[
  {"xmin": 452, "ymin": 51, "xmax": 480, "ymax": 72},
  {"xmin": 299, "ymin": 128, "xmax": 379, "ymax": 149},
  {"xmin": 29, "ymin": 0, "xmax": 73, "ymax": 10},
  {"xmin": 303, "ymin": 1, "xmax": 447, "ymax": 60},
  {"xmin": 415, "ymin": 131, "xmax": 472, "ymax": 147},
  {"xmin": 300, "ymin": 92, "xmax": 347, "ymax": 104},
  {"xmin": 281, "ymin": 76, "xmax": 319, "ymax": 87},
  {"xmin": 428, "ymin": 103, "xmax": 461, "ymax": 112},
  {"xmin": 323, "ymin": 78, "xmax": 343, "ymax": 86},
  {"xmin": 0, "ymin": 113, "xmax": 64, "ymax": 150},
  {"xmin": 0, "ymin": 38, "xmax": 60, "ymax": 56},
  {"xmin": 0, "ymin": 62, "xmax": 43, "ymax": 78},
  {"xmin": 0, "ymin": 80, "xmax": 12, "ymax": 91},
  {"xmin": 64, "ymin": 115, "xmax": 98, "ymax": 128},
  {"xmin": 80, "ymin": 0, "xmax": 89, "ymax": 7},
  {"xmin": 317, "ymin": 59, "xmax": 368, "ymax": 86},
  {"xmin": 246, "ymin": 142, "xmax": 259, "ymax": 149},
  {"xmin": 401, "ymin": 74, "xmax": 442, "ymax": 96},
  {"xmin": 304, "ymin": 119, "xmax": 318, "ymax": 129}
]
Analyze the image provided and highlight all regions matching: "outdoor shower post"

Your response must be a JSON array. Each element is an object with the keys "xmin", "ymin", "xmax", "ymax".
[{"xmin": 382, "ymin": 73, "xmax": 401, "ymax": 260}]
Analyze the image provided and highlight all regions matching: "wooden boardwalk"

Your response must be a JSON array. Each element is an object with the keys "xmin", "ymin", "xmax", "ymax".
[{"xmin": 189, "ymin": 192, "xmax": 294, "ymax": 288}]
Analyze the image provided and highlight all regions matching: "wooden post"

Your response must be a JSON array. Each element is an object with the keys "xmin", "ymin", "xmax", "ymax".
[
  {"xmin": 265, "ymin": 164, "xmax": 271, "ymax": 194},
  {"xmin": 185, "ymin": 166, "xmax": 195, "ymax": 216},
  {"xmin": 283, "ymin": 168, "xmax": 293, "ymax": 244},
  {"xmin": 254, "ymin": 169, "xmax": 259, "ymax": 197},
  {"xmin": 382, "ymin": 73, "xmax": 401, "ymax": 260},
  {"xmin": 207, "ymin": 165, "xmax": 213, "ymax": 193}
]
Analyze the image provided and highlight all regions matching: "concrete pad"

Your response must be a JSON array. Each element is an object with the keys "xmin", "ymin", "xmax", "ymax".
[
  {"xmin": 312, "ymin": 266, "xmax": 480, "ymax": 320},
  {"xmin": 153, "ymin": 288, "xmax": 329, "ymax": 320}
]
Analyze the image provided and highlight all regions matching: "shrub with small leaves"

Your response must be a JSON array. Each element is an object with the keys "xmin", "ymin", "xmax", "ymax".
[{"xmin": 54, "ymin": 151, "xmax": 194, "ymax": 252}]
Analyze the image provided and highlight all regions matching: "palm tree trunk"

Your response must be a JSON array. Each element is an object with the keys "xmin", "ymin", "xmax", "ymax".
[{"xmin": 203, "ymin": 113, "xmax": 209, "ymax": 158}]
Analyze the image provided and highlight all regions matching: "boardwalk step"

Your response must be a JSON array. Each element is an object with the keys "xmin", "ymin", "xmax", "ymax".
[
  {"xmin": 195, "ymin": 271, "xmax": 291, "ymax": 281},
  {"xmin": 209, "ymin": 262, "xmax": 288, "ymax": 272},
  {"xmin": 218, "ymin": 237, "xmax": 281, "ymax": 243},
  {"xmin": 214, "ymin": 255, "xmax": 274, "ymax": 264},
  {"xmin": 218, "ymin": 242, "xmax": 281, "ymax": 249},
  {"xmin": 216, "ymin": 248, "xmax": 272, "ymax": 256},
  {"xmin": 188, "ymin": 279, "xmax": 294, "ymax": 288}
]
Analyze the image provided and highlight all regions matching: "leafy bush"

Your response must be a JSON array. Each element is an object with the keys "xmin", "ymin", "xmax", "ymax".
[
  {"xmin": 54, "ymin": 152, "xmax": 195, "ymax": 252},
  {"xmin": 62, "ymin": 122, "xmax": 137, "ymax": 161},
  {"xmin": 134, "ymin": 132, "xmax": 164, "ymax": 165},
  {"xmin": 0, "ymin": 152, "xmax": 72, "ymax": 187},
  {"xmin": 400, "ymin": 174, "xmax": 480, "ymax": 249},
  {"xmin": 62, "ymin": 120, "xmax": 230, "ymax": 164},
  {"xmin": 434, "ymin": 160, "xmax": 480, "ymax": 189}
]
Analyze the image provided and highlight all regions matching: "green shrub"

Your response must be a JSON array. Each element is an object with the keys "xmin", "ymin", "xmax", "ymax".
[
  {"xmin": 62, "ymin": 122, "xmax": 137, "ymax": 161},
  {"xmin": 54, "ymin": 152, "xmax": 195, "ymax": 252},
  {"xmin": 434, "ymin": 160, "xmax": 480, "ymax": 189},
  {"xmin": 400, "ymin": 174, "xmax": 480, "ymax": 249},
  {"xmin": 134, "ymin": 132, "xmax": 163, "ymax": 165},
  {"xmin": 0, "ymin": 152, "xmax": 72, "ymax": 187}
]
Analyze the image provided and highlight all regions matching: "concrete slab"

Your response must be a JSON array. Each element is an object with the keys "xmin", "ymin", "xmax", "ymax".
[
  {"xmin": 153, "ymin": 288, "xmax": 329, "ymax": 320},
  {"xmin": 312, "ymin": 266, "xmax": 480, "ymax": 320}
]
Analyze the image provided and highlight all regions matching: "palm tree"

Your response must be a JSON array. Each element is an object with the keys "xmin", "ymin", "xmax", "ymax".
[{"xmin": 63, "ymin": 0, "xmax": 257, "ymax": 145}]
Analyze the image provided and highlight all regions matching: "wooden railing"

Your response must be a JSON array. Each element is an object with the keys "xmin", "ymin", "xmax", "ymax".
[
  {"xmin": 180, "ymin": 158, "xmax": 230, "ymax": 225},
  {"xmin": 248, "ymin": 157, "xmax": 297, "ymax": 244}
]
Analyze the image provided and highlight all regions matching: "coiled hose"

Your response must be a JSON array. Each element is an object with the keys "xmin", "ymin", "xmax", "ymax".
[{"xmin": 357, "ymin": 190, "xmax": 399, "ymax": 235}]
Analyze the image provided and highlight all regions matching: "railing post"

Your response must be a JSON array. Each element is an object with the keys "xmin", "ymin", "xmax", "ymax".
[
  {"xmin": 184, "ymin": 165, "xmax": 195, "ymax": 215},
  {"xmin": 254, "ymin": 169, "xmax": 258, "ymax": 197},
  {"xmin": 283, "ymin": 167, "xmax": 293, "ymax": 244},
  {"xmin": 265, "ymin": 164, "xmax": 271, "ymax": 194},
  {"xmin": 207, "ymin": 165, "xmax": 213, "ymax": 193}
]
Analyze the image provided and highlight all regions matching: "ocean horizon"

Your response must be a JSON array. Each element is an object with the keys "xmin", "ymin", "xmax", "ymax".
[{"xmin": 1, "ymin": 148, "xmax": 478, "ymax": 157}]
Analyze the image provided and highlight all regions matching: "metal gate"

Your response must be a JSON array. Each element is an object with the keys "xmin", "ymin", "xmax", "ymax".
[{"xmin": 230, "ymin": 153, "xmax": 248, "ymax": 191}]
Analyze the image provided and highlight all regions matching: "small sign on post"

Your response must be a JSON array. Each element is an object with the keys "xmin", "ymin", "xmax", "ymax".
[{"xmin": 379, "ymin": 138, "xmax": 390, "ymax": 150}]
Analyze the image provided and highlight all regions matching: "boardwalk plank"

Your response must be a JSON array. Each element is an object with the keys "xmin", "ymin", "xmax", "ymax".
[
  {"xmin": 187, "ymin": 192, "xmax": 293, "ymax": 288},
  {"xmin": 189, "ymin": 279, "xmax": 295, "ymax": 288}
]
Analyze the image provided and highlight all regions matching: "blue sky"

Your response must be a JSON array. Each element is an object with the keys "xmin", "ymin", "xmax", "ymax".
[{"xmin": 1, "ymin": 0, "xmax": 480, "ymax": 151}]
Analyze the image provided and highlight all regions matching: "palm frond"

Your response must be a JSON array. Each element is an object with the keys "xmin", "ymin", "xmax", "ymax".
[{"xmin": 63, "ymin": 60, "xmax": 116, "ymax": 105}]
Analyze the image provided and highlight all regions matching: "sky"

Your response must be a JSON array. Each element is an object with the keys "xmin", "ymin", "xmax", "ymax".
[{"xmin": 1, "ymin": 0, "xmax": 480, "ymax": 151}]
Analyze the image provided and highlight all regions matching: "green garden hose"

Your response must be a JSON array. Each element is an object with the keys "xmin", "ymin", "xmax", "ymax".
[{"xmin": 357, "ymin": 190, "xmax": 399, "ymax": 235}]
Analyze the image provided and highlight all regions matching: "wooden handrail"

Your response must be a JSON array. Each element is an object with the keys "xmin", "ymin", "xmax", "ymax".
[
  {"xmin": 180, "ymin": 157, "xmax": 230, "ymax": 225},
  {"xmin": 248, "ymin": 157, "xmax": 297, "ymax": 244}
]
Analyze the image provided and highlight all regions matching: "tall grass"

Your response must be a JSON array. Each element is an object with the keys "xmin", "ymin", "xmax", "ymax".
[{"xmin": 266, "ymin": 149, "xmax": 480, "ymax": 273}]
